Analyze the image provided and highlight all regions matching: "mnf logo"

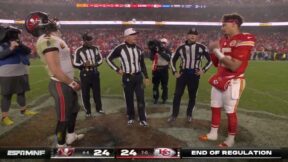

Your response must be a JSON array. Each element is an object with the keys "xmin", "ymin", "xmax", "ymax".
[{"xmin": 7, "ymin": 150, "xmax": 46, "ymax": 156}]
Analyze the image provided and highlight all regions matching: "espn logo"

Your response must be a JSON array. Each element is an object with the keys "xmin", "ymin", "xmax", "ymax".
[
  {"xmin": 7, "ymin": 150, "xmax": 46, "ymax": 156},
  {"xmin": 154, "ymin": 148, "xmax": 176, "ymax": 157}
]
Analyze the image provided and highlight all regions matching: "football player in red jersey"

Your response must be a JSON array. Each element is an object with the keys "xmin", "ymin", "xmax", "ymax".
[{"xmin": 199, "ymin": 13, "xmax": 256, "ymax": 147}]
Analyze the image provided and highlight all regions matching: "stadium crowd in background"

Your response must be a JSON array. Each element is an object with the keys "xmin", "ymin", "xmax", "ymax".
[{"xmin": 19, "ymin": 29, "xmax": 288, "ymax": 61}]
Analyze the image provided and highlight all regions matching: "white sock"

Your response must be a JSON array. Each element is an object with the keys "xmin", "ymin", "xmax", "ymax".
[{"xmin": 207, "ymin": 127, "xmax": 218, "ymax": 140}]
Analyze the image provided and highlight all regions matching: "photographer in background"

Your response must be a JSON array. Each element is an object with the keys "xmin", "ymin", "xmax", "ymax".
[
  {"xmin": 0, "ymin": 24, "xmax": 37, "ymax": 126},
  {"xmin": 148, "ymin": 38, "xmax": 171, "ymax": 104}
]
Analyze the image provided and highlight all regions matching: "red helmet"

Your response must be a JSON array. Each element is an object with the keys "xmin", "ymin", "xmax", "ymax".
[{"xmin": 25, "ymin": 12, "xmax": 60, "ymax": 37}]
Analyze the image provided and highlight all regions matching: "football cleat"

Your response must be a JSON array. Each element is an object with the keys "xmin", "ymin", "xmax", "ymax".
[
  {"xmin": 1, "ymin": 116, "xmax": 14, "ymax": 126},
  {"xmin": 21, "ymin": 110, "xmax": 37, "ymax": 116},
  {"xmin": 66, "ymin": 133, "xmax": 84, "ymax": 145}
]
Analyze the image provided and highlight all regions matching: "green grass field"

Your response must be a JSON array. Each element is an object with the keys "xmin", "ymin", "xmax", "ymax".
[{"xmin": 26, "ymin": 59, "xmax": 288, "ymax": 116}]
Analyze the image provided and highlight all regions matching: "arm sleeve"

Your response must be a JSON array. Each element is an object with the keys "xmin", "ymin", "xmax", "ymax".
[
  {"xmin": 202, "ymin": 46, "xmax": 212, "ymax": 72},
  {"xmin": 140, "ymin": 53, "xmax": 149, "ymax": 79},
  {"xmin": 38, "ymin": 37, "xmax": 59, "ymax": 55},
  {"xmin": 233, "ymin": 45, "xmax": 255, "ymax": 61},
  {"xmin": 232, "ymin": 35, "xmax": 256, "ymax": 61},
  {"xmin": 106, "ymin": 45, "xmax": 121, "ymax": 72},
  {"xmin": 73, "ymin": 48, "xmax": 83, "ymax": 68},
  {"xmin": 210, "ymin": 53, "xmax": 219, "ymax": 67},
  {"xmin": 95, "ymin": 47, "xmax": 103, "ymax": 66},
  {"xmin": 171, "ymin": 46, "xmax": 181, "ymax": 73}
]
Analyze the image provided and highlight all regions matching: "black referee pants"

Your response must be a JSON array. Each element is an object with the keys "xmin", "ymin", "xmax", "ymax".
[
  {"xmin": 152, "ymin": 66, "xmax": 169, "ymax": 102},
  {"xmin": 122, "ymin": 73, "xmax": 146, "ymax": 121},
  {"xmin": 80, "ymin": 70, "xmax": 102, "ymax": 114},
  {"xmin": 172, "ymin": 70, "xmax": 200, "ymax": 118}
]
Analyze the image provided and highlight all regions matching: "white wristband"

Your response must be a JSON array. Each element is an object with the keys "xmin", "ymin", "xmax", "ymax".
[
  {"xmin": 213, "ymin": 48, "xmax": 225, "ymax": 60},
  {"xmin": 69, "ymin": 81, "xmax": 78, "ymax": 89}
]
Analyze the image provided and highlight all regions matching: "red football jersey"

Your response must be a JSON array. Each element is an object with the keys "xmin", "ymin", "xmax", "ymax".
[{"xmin": 209, "ymin": 33, "xmax": 256, "ymax": 90}]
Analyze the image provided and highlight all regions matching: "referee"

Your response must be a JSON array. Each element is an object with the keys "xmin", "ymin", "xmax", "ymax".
[
  {"xmin": 106, "ymin": 28, "xmax": 150, "ymax": 127},
  {"xmin": 168, "ymin": 28, "xmax": 212, "ymax": 123},
  {"xmin": 73, "ymin": 32, "xmax": 104, "ymax": 117}
]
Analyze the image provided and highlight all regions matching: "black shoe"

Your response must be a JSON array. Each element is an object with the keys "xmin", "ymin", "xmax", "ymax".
[
  {"xmin": 96, "ymin": 110, "xmax": 105, "ymax": 115},
  {"xmin": 162, "ymin": 100, "xmax": 167, "ymax": 104},
  {"xmin": 167, "ymin": 116, "xmax": 176, "ymax": 123},
  {"xmin": 127, "ymin": 120, "xmax": 134, "ymax": 125},
  {"xmin": 139, "ymin": 120, "xmax": 149, "ymax": 127},
  {"xmin": 187, "ymin": 116, "xmax": 192, "ymax": 122},
  {"xmin": 153, "ymin": 99, "xmax": 158, "ymax": 104}
]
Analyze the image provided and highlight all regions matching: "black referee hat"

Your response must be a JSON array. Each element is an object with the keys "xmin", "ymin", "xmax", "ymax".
[
  {"xmin": 82, "ymin": 32, "xmax": 93, "ymax": 41},
  {"xmin": 187, "ymin": 28, "xmax": 198, "ymax": 35}
]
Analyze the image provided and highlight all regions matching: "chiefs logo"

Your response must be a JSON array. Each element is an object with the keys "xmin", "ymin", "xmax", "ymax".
[{"xmin": 213, "ymin": 80, "xmax": 219, "ymax": 85}]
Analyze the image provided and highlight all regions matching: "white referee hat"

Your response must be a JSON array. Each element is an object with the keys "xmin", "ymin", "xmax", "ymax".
[{"xmin": 124, "ymin": 28, "xmax": 138, "ymax": 37}]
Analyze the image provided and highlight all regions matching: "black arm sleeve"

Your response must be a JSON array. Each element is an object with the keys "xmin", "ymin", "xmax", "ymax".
[
  {"xmin": 73, "ymin": 48, "xmax": 84, "ymax": 69},
  {"xmin": 106, "ymin": 45, "xmax": 121, "ymax": 72},
  {"xmin": 171, "ymin": 46, "xmax": 181, "ymax": 73},
  {"xmin": 94, "ymin": 47, "xmax": 103, "ymax": 66},
  {"xmin": 140, "ymin": 54, "xmax": 149, "ymax": 79},
  {"xmin": 202, "ymin": 46, "xmax": 212, "ymax": 72}
]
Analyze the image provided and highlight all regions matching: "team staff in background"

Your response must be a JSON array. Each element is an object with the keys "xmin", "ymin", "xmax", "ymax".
[
  {"xmin": 73, "ymin": 32, "xmax": 105, "ymax": 117},
  {"xmin": 199, "ymin": 13, "xmax": 256, "ymax": 147},
  {"xmin": 0, "ymin": 25, "xmax": 37, "ymax": 126},
  {"xmin": 25, "ymin": 12, "xmax": 84, "ymax": 147},
  {"xmin": 169, "ymin": 28, "xmax": 212, "ymax": 123},
  {"xmin": 150, "ymin": 38, "xmax": 171, "ymax": 104},
  {"xmin": 106, "ymin": 28, "xmax": 150, "ymax": 127}
]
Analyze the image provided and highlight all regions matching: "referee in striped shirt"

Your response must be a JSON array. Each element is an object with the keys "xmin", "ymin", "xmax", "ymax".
[
  {"xmin": 168, "ymin": 28, "xmax": 212, "ymax": 123},
  {"xmin": 106, "ymin": 28, "xmax": 150, "ymax": 127},
  {"xmin": 73, "ymin": 32, "xmax": 104, "ymax": 117}
]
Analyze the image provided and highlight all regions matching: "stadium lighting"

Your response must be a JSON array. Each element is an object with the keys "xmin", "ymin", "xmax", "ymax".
[{"xmin": 1, "ymin": 19, "xmax": 288, "ymax": 26}]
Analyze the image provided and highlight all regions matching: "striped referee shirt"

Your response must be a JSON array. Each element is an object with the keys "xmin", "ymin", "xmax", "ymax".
[
  {"xmin": 171, "ymin": 41, "xmax": 212, "ymax": 73},
  {"xmin": 73, "ymin": 45, "xmax": 103, "ymax": 69},
  {"xmin": 106, "ymin": 42, "xmax": 148, "ymax": 78}
]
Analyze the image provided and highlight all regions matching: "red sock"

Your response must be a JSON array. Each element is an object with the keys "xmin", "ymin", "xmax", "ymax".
[
  {"xmin": 227, "ymin": 113, "xmax": 237, "ymax": 135},
  {"xmin": 211, "ymin": 107, "xmax": 221, "ymax": 128}
]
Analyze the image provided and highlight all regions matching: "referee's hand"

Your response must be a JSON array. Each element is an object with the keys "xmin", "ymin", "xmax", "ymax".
[
  {"xmin": 144, "ymin": 78, "xmax": 150, "ymax": 86},
  {"xmin": 117, "ymin": 69, "xmax": 123, "ymax": 76},
  {"xmin": 174, "ymin": 72, "xmax": 181, "ymax": 78}
]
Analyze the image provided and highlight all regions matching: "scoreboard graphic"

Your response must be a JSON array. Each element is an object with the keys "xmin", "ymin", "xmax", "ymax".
[{"xmin": 0, "ymin": 147, "xmax": 287, "ymax": 159}]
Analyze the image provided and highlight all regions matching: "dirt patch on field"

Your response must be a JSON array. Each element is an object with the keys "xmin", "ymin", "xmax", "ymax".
[{"xmin": 0, "ymin": 97, "xmax": 287, "ymax": 162}]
